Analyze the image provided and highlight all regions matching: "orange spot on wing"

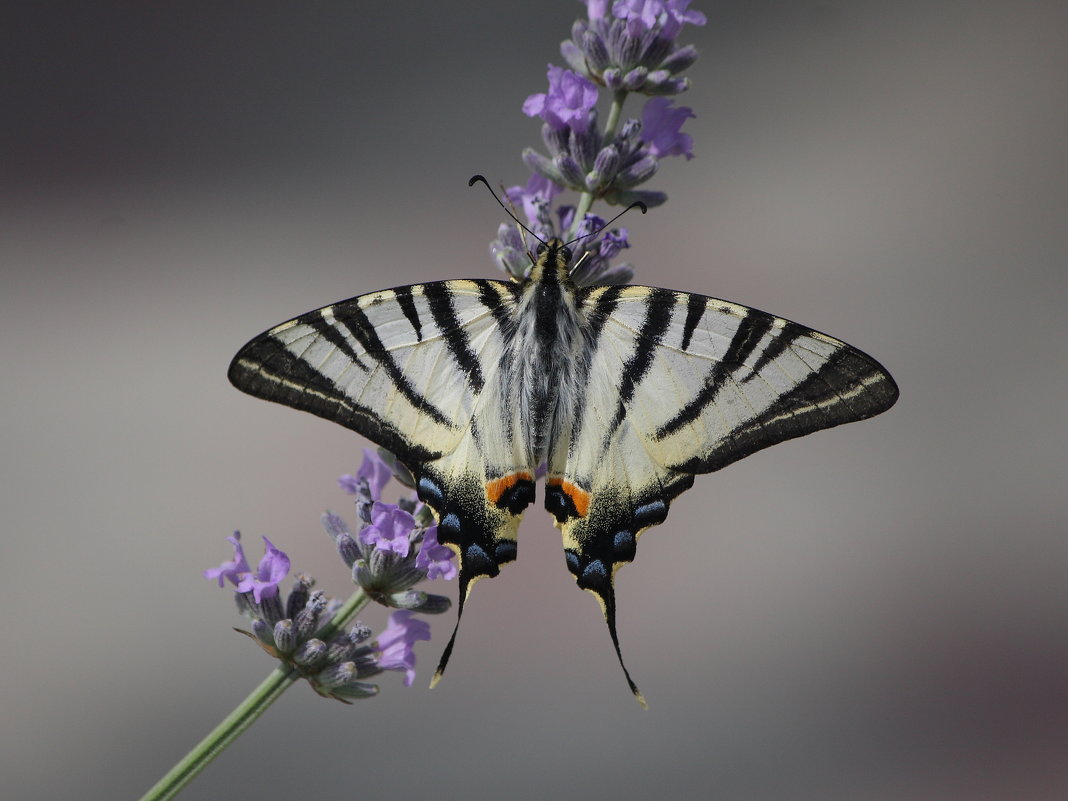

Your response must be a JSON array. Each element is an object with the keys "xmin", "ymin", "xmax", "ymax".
[
  {"xmin": 485, "ymin": 472, "xmax": 534, "ymax": 505},
  {"xmin": 547, "ymin": 477, "xmax": 591, "ymax": 518}
]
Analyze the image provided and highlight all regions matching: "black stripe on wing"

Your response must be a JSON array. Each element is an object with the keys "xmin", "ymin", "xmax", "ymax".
[
  {"xmin": 669, "ymin": 344, "xmax": 899, "ymax": 474},
  {"xmin": 657, "ymin": 306, "xmax": 776, "ymax": 439},
  {"xmin": 569, "ymin": 285, "xmax": 626, "ymax": 449},
  {"xmin": 423, "ymin": 282, "xmax": 485, "ymax": 394},
  {"xmin": 605, "ymin": 288, "xmax": 675, "ymax": 443},
  {"xmin": 393, "ymin": 285, "xmax": 423, "ymax": 342},
  {"xmin": 332, "ymin": 304, "xmax": 454, "ymax": 428},
  {"xmin": 227, "ymin": 333, "xmax": 442, "ymax": 464}
]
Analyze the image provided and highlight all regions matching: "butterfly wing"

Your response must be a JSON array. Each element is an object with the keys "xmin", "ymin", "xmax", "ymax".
[
  {"xmin": 228, "ymin": 279, "xmax": 537, "ymax": 680},
  {"xmin": 546, "ymin": 285, "xmax": 899, "ymax": 704}
]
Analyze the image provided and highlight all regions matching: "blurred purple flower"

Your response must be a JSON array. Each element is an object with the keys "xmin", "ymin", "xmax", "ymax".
[
  {"xmin": 204, "ymin": 531, "xmax": 250, "ymax": 588},
  {"xmin": 523, "ymin": 65, "xmax": 598, "ymax": 133},
  {"xmin": 641, "ymin": 97, "xmax": 695, "ymax": 159},
  {"xmin": 235, "ymin": 536, "xmax": 290, "ymax": 603},
  {"xmin": 506, "ymin": 173, "xmax": 563, "ymax": 227},
  {"xmin": 339, "ymin": 448, "xmax": 392, "ymax": 499},
  {"xmin": 613, "ymin": 0, "xmax": 706, "ymax": 39},
  {"xmin": 415, "ymin": 525, "xmax": 457, "ymax": 581},
  {"xmin": 375, "ymin": 610, "xmax": 431, "ymax": 687},
  {"xmin": 587, "ymin": 0, "xmax": 611, "ymax": 20},
  {"xmin": 599, "ymin": 228, "xmax": 630, "ymax": 260},
  {"xmin": 359, "ymin": 501, "xmax": 416, "ymax": 557}
]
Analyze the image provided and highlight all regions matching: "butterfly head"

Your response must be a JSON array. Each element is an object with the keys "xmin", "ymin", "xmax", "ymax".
[{"xmin": 529, "ymin": 238, "xmax": 574, "ymax": 284}]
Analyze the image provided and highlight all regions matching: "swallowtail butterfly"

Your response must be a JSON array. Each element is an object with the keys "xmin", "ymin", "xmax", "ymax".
[{"xmin": 229, "ymin": 221, "xmax": 898, "ymax": 705}]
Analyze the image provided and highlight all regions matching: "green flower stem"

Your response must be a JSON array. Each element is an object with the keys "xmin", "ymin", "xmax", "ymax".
[
  {"xmin": 568, "ymin": 89, "xmax": 629, "ymax": 239},
  {"xmin": 139, "ymin": 589, "xmax": 371, "ymax": 801}
]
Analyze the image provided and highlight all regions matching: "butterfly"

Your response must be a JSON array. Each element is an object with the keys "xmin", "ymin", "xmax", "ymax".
[{"xmin": 228, "ymin": 223, "xmax": 898, "ymax": 705}]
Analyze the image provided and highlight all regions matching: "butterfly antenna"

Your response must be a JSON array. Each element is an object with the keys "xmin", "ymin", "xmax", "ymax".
[
  {"xmin": 563, "ymin": 200, "xmax": 647, "ymax": 249},
  {"xmin": 469, "ymin": 174, "xmax": 547, "ymax": 248}
]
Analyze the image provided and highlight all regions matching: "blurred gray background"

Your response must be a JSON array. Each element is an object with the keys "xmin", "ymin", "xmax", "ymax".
[{"xmin": 3, "ymin": 2, "xmax": 1066, "ymax": 799}]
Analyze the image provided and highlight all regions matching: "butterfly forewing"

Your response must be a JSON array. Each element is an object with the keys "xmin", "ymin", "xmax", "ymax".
[{"xmin": 229, "ymin": 278, "xmax": 539, "ymax": 651}]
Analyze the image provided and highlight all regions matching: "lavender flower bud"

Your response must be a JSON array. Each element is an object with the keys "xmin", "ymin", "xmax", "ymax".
[
  {"xmin": 619, "ymin": 118, "xmax": 642, "ymax": 140},
  {"xmin": 542, "ymin": 123, "xmax": 570, "ymax": 158},
  {"xmin": 570, "ymin": 18, "xmax": 587, "ymax": 45},
  {"xmin": 570, "ymin": 125, "xmax": 600, "ymax": 171},
  {"xmin": 555, "ymin": 154, "xmax": 585, "ymax": 187},
  {"xmin": 251, "ymin": 618, "xmax": 274, "ymax": 647},
  {"xmin": 616, "ymin": 155, "xmax": 659, "ymax": 188},
  {"xmin": 660, "ymin": 44, "xmax": 698, "ymax": 74},
  {"xmin": 522, "ymin": 148, "xmax": 566, "ymax": 186},
  {"xmin": 561, "ymin": 38, "xmax": 588, "ymax": 75},
  {"xmin": 349, "ymin": 622, "xmax": 373, "ymax": 644},
  {"xmin": 623, "ymin": 66, "xmax": 649, "ymax": 91},
  {"xmin": 292, "ymin": 638, "xmax": 327, "ymax": 669},
  {"xmin": 592, "ymin": 145, "xmax": 620, "ymax": 180},
  {"xmin": 643, "ymin": 36, "xmax": 673, "ymax": 70},
  {"xmin": 582, "ymin": 29, "xmax": 611, "ymax": 74},
  {"xmin": 331, "ymin": 681, "xmax": 380, "ymax": 700},
  {"xmin": 315, "ymin": 661, "xmax": 357, "ymax": 690},
  {"xmin": 256, "ymin": 592, "xmax": 285, "ymax": 626},
  {"xmin": 603, "ymin": 67, "xmax": 624, "ymax": 90},
  {"xmin": 320, "ymin": 511, "xmax": 350, "ymax": 542},
  {"xmin": 273, "ymin": 619, "xmax": 296, "ymax": 654},
  {"xmin": 285, "ymin": 575, "xmax": 311, "ymax": 620},
  {"xmin": 387, "ymin": 589, "xmax": 430, "ymax": 610},
  {"xmin": 293, "ymin": 591, "xmax": 327, "ymax": 641},
  {"xmin": 335, "ymin": 531, "xmax": 361, "ymax": 568},
  {"xmin": 616, "ymin": 33, "xmax": 642, "ymax": 72},
  {"xmin": 646, "ymin": 76, "xmax": 690, "ymax": 95}
]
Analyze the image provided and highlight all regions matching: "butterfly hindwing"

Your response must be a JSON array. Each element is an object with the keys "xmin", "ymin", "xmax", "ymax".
[
  {"xmin": 228, "ymin": 279, "xmax": 537, "ymax": 676},
  {"xmin": 547, "ymin": 284, "xmax": 899, "ymax": 704}
]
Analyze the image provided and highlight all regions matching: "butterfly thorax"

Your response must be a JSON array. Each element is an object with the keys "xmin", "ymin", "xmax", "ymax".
[{"xmin": 507, "ymin": 239, "xmax": 586, "ymax": 465}]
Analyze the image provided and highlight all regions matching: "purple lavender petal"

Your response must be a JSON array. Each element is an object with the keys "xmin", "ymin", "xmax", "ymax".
[
  {"xmin": 374, "ymin": 610, "xmax": 432, "ymax": 687},
  {"xmin": 587, "ymin": 0, "xmax": 611, "ymax": 20},
  {"xmin": 666, "ymin": 0, "xmax": 707, "ymax": 27},
  {"xmin": 524, "ymin": 66, "xmax": 599, "ymax": 134},
  {"xmin": 600, "ymin": 228, "xmax": 631, "ymax": 260},
  {"xmin": 414, "ymin": 525, "xmax": 458, "ymax": 581},
  {"xmin": 640, "ymin": 96, "xmax": 696, "ymax": 159},
  {"xmin": 204, "ymin": 531, "xmax": 250, "ymax": 587},
  {"xmin": 356, "ymin": 448, "xmax": 392, "ymax": 500},
  {"xmin": 236, "ymin": 536, "xmax": 291, "ymax": 602},
  {"xmin": 358, "ymin": 501, "xmax": 416, "ymax": 557},
  {"xmin": 505, "ymin": 173, "xmax": 563, "ymax": 227}
]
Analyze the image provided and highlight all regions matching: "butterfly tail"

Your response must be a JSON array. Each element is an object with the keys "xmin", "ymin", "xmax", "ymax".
[
  {"xmin": 578, "ymin": 567, "xmax": 648, "ymax": 709},
  {"xmin": 429, "ymin": 572, "xmax": 476, "ymax": 692}
]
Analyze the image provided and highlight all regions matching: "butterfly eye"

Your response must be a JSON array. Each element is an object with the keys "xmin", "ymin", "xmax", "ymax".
[
  {"xmin": 535, "ymin": 243, "xmax": 547, "ymax": 255},
  {"xmin": 561, "ymin": 247, "xmax": 573, "ymax": 264}
]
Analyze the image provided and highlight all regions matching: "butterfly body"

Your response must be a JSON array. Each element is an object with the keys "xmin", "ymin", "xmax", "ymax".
[{"xmin": 229, "ymin": 239, "xmax": 898, "ymax": 704}]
